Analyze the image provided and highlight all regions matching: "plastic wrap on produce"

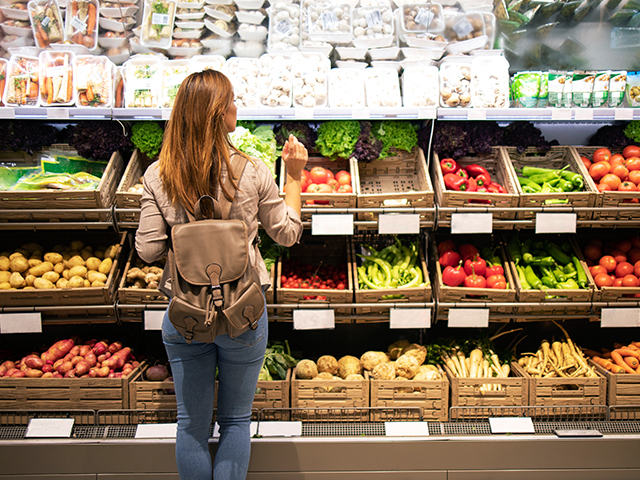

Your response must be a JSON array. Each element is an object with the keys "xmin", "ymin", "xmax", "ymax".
[
  {"xmin": 161, "ymin": 59, "xmax": 190, "ymax": 108},
  {"xmin": 470, "ymin": 55, "xmax": 509, "ymax": 108},
  {"xmin": 439, "ymin": 58, "xmax": 472, "ymax": 108},
  {"xmin": 257, "ymin": 54, "xmax": 292, "ymax": 107},
  {"xmin": 28, "ymin": 0, "xmax": 64, "ymax": 48},
  {"xmin": 123, "ymin": 54, "xmax": 163, "ymax": 108},
  {"xmin": 267, "ymin": 2, "xmax": 300, "ymax": 53},
  {"xmin": 4, "ymin": 54, "xmax": 40, "ymax": 106},
  {"xmin": 39, "ymin": 50, "xmax": 75, "ymax": 106},
  {"xmin": 223, "ymin": 56, "xmax": 260, "ymax": 107},
  {"xmin": 291, "ymin": 52, "xmax": 329, "ymax": 108},
  {"xmin": 328, "ymin": 67, "xmax": 365, "ymax": 108},
  {"xmin": 141, "ymin": 0, "xmax": 176, "ymax": 49},
  {"xmin": 65, "ymin": 0, "xmax": 99, "ymax": 50},
  {"xmin": 364, "ymin": 66, "xmax": 401, "ymax": 107},
  {"xmin": 352, "ymin": 5, "xmax": 395, "ymax": 49},
  {"xmin": 401, "ymin": 65, "xmax": 438, "ymax": 107},
  {"xmin": 75, "ymin": 55, "xmax": 115, "ymax": 107}
]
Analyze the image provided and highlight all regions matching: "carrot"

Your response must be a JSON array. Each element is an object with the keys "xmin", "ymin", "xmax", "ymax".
[
  {"xmin": 626, "ymin": 344, "xmax": 640, "ymax": 350},
  {"xmin": 611, "ymin": 365, "xmax": 627, "ymax": 374},
  {"xmin": 611, "ymin": 350, "xmax": 636, "ymax": 374},
  {"xmin": 614, "ymin": 347, "xmax": 640, "ymax": 358},
  {"xmin": 592, "ymin": 356, "xmax": 614, "ymax": 370},
  {"xmin": 87, "ymin": 3, "xmax": 96, "ymax": 35},
  {"xmin": 602, "ymin": 351, "xmax": 612, "ymax": 359},
  {"xmin": 115, "ymin": 77, "xmax": 123, "ymax": 107},
  {"xmin": 71, "ymin": 0, "xmax": 78, "ymax": 16},
  {"xmin": 29, "ymin": 80, "xmax": 38, "ymax": 100},
  {"xmin": 37, "ymin": 23, "xmax": 48, "ymax": 47},
  {"xmin": 614, "ymin": 342, "xmax": 624, "ymax": 349},
  {"xmin": 625, "ymin": 356, "xmax": 639, "ymax": 369},
  {"xmin": 86, "ymin": 84, "xmax": 94, "ymax": 102},
  {"xmin": 46, "ymin": 76, "xmax": 53, "ymax": 104},
  {"xmin": 79, "ymin": 91, "xmax": 88, "ymax": 106},
  {"xmin": 631, "ymin": 342, "xmax": 640, "ymax": 349},
  {"xmin": 66, "ymin": 69, "xmax": 73, "ymax": 102}
]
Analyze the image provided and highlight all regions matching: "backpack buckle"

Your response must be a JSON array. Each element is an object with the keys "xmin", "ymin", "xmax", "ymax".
[{"xmin": 211, "ymin": 284, "xmax": 224, "ymax": 308}]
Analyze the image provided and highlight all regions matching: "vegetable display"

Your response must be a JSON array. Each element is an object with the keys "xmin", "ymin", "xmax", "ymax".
[
  {"xmin": 581, "ymin": 235, "xmax": 640, "ymax": 289},
  {"xmin": 439, "ymin": 158, "xmax": 508, "ymax": 196},
  {"xmin": 516, "ymin": 164, "xmax": 584, "ymax": 199},
  {"xmin": 28, "ymin": 0, "xmax": 64, "ymax": 48},
  {"xmin": 229, "ymin": 125, "xmax": 278, "ymax": 179},
  {"xmin": 75, "ymin": 56, "xmax": 114, "ymax": 108},
  {"xmin": 39, "ymin": 52, "xmax": 74, "ymax": 106},
  {"xmin": 352, "ymin": 121, "xmax": 383, "ymax": 164},
  {"xmin": 141, "ymin": 0, "xmax": 176, "ymax": 48},
  {"xmin": 280, "ymin": 257, "xmax": 348, "ymax": 301},
  {"xmin": 373, "ymin": 121, "xmax": 418, "ymax": 159},
  {"xmin": 131, "ymin": 121, "xmax": 164, "ymax": 159},
  {"xmin": 259, "ymin": 341, "xmax": 297, "ymax": 381},
  {"xmin": 65, "ymin": 0, "xmax": 98, "ymax": 49},
  {"xmin": 67, "ymin": 120, "xmax": 133, "ymax": 161},
  {"xmin": 5, "ymin": 56, "xmax": 40, "ymax": 107},
  {"xmin": 315, "ymin": 120, "xmax": 360, "ymax": 160},
  {"xmin": 438, "ymin": 239, "xmax": 507, "ymax": 289},
  {"xmin": 581, "ymin": 147, "xmax": 640, "ymax": 196},
  {"xmin": 298, "ymin": 166, "xmax": 352, "ymax": 198},
  {"xmin": 586, "ymin": 341, "xmax": 640, "ymax": 374},
  {"xmin": 258, "ymin": 231, "xmax": 289, "ymax": 274}
]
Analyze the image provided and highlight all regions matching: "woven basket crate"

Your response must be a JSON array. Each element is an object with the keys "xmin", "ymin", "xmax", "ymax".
[
  {"xmin": 355, "ymin": 147, "xmax": 434, "ymax": 227},
  {"xmin": 504, "ymin": 146, "xmax": 597, "ymax": 222},
  {"xmin": 275, "ymin": 236, "xmax": 354, "ymax": 320},
  {"xmin": 115, "ymin": 149, "xmax": 144, "ymax": 224},
  {"xmin": 591, "ymin": 360, "xmax": 640, "ymax": 418},
  {"xmin": 117, "ymin": 249, "xmax": 168, "ymax": 316},
  {"xmin": 291, "ymin": 370, "xmax": 369, "ymax": 422},
  {"xmin": 505, "ymin": 234, "xmax": 595, "ymax": 319},
  {"xmin": 351, "ymin": 233, "xmax": 431, "ymax": 317},
  {"xmin": 0, "ymin": 148, "xmax": 124, "ymax": 224},
  {"xmin": 570, "ymin": 146, "xmax": 640, "ymax": 225},
  {"xmin": 432, "ymin": 147, "xmax": 519, "ymax": 229},
  {"xmin": 432, "ymin": 234, "xmax": 516, "ymax": 317},
  {"xmin": 279, "ymin": 156, "xmax": 356, "ymax": 221},
  {"xmin": 0, "ymin": 230, "xmax": 126, "ymax": 308},
  {"xmin": 512, "ymin": 362, "xmax": 606, "ymax": 409},
  {"xmin": 369, "ymin": 367, "xmax": 449, "ymax": 421},
  {"xmin": 0, "ymin": 362, "xmax": 144, "ymax": 410}
]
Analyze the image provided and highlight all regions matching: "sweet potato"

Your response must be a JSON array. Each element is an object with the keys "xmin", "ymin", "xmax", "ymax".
[{"xmin": 102, "ymin": 347, "xmax": 131, "ymax": 370}]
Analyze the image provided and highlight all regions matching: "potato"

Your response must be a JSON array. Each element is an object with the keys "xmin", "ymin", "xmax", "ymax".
[
  {"xmin": 68, "ymin": 265, "xmax": 88, "ymax": 278},
  {"xmin": 25, "ymin": 274, "xmax": 36, "ymax": 286},
  {"xmin": 0, "ymin": 271, "xmax": 10, "ymax": 283},
  {"xmin": 338, "ymin": 356, "xmax": 363, "ymax": 379},
  {"xmin": 10, "ymin": 250, "xmax": 28, "ymax": 259},
  {"xmin": 98, "ymin": 257, "xmax": 112, "ymax": 274},
  {"xmin": 67, "ymin": 255, "xmax": 85, "ymax": 268},
  {"xmin": 28, "ymin": 257, "xmax": 42, "ymax": 267},
  {"xmin": 85, "ymin": 257, "xmax": 101, "ymax": 271},
  {"xmin": 44, "ymin": 252, "xmax": 63, "ymax": 264},
  {"xmin": 9, "ymin": 272, "xmax": 26, "ymax": 289},
  {"xmin": 84, "ymin": 279, "xmax": 91, "ymax": 287},
  {"xmin": 42, "ymin": 271, "xmax": 60, "ymax": 284},
  {"xmin": 62, "ymin": 252, "xmax": 72, "ymax": 262},
  {"xmin": 56, "ymin": 278, "xmax": 69, "ymax": 288},
  {"xmin": 87, "ymin": 271, "xmax": 107, "ymax": 284},
  {"xmin": 0, "ymin": 256, "xmax": 9, "ymax": 271},
  {"xmin": 21, "ymin": 242, "xmax": 43, "ymax": 253},
  {"xmin": 9, "ymin": 256, "xmax": 29, "ymax": 273},
  {"xmin": 104, "ymin": 244, "xmax": 119, "ymax": 259},
  {"xmin": 94, "ymin": 249, "xmax": 105, "ymax": 259},
  {"xmin": 345, "ymin": 374, "xmax": 365, "ymax": 381},
  {"xmin": 29, "ymin": 261, "xmax": 54, "ymax": 277},
  {"xmin": 23, "ymin": 286, "xmax": 35, "ymax": 290},
  {"xmin": 68, "ymin": 276, "xmax": 85, "ymax": 288},
  {"xmin": 80, "ymin": 249, "xmax": 93, "ymax": 261},
  {"xmin": 0, "ymin": 282, "xmax": 12, "ymax": 289},
  {"xmin": 70, "ymin": 240, "xmax": 85, "ymax": 251},
  {"xmin": 91, "ymin": 280, "xmax": 105, "ymax": 287},
  {"xmin": 34, "ymin": 277, "xmax": 55, "ymax": 289},
  {"xmin": 62, "ymin": 269, "xmax": 71, "ymax": 280},
  {"xmin": 54, "ymin": 263, "xmax": 65, "ymax": 274}
]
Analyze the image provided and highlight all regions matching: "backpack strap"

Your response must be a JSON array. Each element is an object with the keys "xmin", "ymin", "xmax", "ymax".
[{"xmin": 217, "ymin": 153, "xmax": 249, "ymax": 220}]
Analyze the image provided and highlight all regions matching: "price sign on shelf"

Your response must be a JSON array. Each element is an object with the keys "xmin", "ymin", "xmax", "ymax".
[
  {"xmin": 0, "ymin": 313, "xmax": 42, "ymax": 334},
  {"xmin": 311, "ymin": 214, "xmax": 354, "ymax": 235},
  {"xmin": 451, "ymin": 213, "xmax": 493, "ymax": 234},
  {"xmin": 535, "ymin": 213, "xmax": 577, "ymax": 234},
  {"xmin": 25, "ymin": 418, "xmax": 74, "ymax": 438},
  {"xmin": 144, "ymin": 310, "xmax": 164, "ymax": 331},
  {"xmin": 389, "ymin": 308, "xmax": 431, "ymax": 329},
  {"xmin": 489, "ymin": 417, "xmax": 535, "ymax": 434},
  {"xmin": 447, "ymin": 308, "xmax": 489, "ymax": 328},
  {"xmin": 135, "ymin": 423, "xmax": 177, "ymax": 439},
  {"xmin": 293, "ymin": 309, "xmax": 335, "ymax": 330},
  {"xmin": 378, "ymin": 214, "xmax": 420, "ymax": 234},
  {"xmin": 601, "ymin": 308, "xmax": 640, "ymax": 328}
]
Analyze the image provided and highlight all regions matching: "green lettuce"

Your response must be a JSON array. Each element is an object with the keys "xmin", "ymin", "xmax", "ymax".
[
  {"xmin": 229, "ymin": 126, "xmax": 278, "ymax": 179},
  {"xmin": 374, "ymin": 121, "xmax": 418, "ymax": 159},
  {"xmin": 315, "ymin": 120, "xmax": 361, "ymax": 160}
]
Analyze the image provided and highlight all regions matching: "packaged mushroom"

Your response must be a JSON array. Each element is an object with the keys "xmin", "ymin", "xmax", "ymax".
[
  {"xmin": 189, "ymin": 53, "xmax": 225, "ymax": 72},
  {"xmin": 307, "ymin": 3, "xmax": 353, "ymax": 44},
  {"xmin": 470, "ymin": 56, "xmax": 509, "ymax": 108},
  {"xmin": 439, "ymin": 59, "xmax": 472, "ymax": 108},
  {"xmin": 443, "ymin": 11, "xmax": 486, "ymax": 52},
  {"xmin": 399, "ymin": 3, "xmax": 444, "ymax": 38},
  {"xmin": 223, "ymin": 57, "xmax": 260, "ymax": 107},
  {"xmin": 328, "ymin": 67, "xmax": 365, "ymax": 108},
  {"xmin": 257, "ymin": 54, "xmax": 292, "ymax": 107},
  {"xmin": 401, "ymin": 65, "xmax": 438, "ymax": 107},
  {"xmin": 267, "ymin": 2, "xmax": 300, "ymax": 53},
  {"xmin": 352, "ymin": 5, "xmax": 395, "ymax": 49},
  {"xmin": 291, "ymin": 52, "xmax": 329, "ymax": 108},
  {"xmin": 364, "ymin": 67, "xmax": 401, "ymax": 107}
]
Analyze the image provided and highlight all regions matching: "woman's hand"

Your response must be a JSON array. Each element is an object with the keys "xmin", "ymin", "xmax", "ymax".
[{"xmin": 282, "ymin": 134, "xmax": 308, "ymax": 181}]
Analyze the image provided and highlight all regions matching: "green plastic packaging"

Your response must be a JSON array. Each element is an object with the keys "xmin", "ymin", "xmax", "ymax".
[
  {"xmin": 512, "ymin": 71, "xmax": 541, "ymax": 108},
  {"xmin": 591, "ymin": 71, "xmax": 610, "ymax": 108},
  {"xmin": 537, "ymin": 73, "xmax": 549, "ymax": 107},
  {"xmin": 548, "ymin": 71, "xmax": 566, "ymax": 107},
  {"xmin": 609, "ymin": 71, "xmax": 627, "ymax": 107}
]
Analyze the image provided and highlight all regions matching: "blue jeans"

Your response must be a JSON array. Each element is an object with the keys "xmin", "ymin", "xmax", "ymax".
[{"xmin": 162, "ymin": 303, "xmax": 268, "ymax": 480}]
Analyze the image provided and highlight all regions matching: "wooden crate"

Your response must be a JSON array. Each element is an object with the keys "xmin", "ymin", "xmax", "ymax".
[
  {"xmin": 432, "ymin": 147, "xmax": 519, "ymax": 229},
  {"xmin": 0, "ymin": 148, "xmax": 124, "ymax": 223},
  {"xmin": 505, "ymin": 234, "xmax": 595, "ymax": 319},
  {"xmin": 351, "ymin": 233, "xmax": 431, "ymax": 316},
  {"xmin": 504, "ymin": 146, "xmax": 597, "ymax": 222},
  {"xmin": 115, "ymin": 149, "xmax": 145, "ymax": 223},
  {"xmin": 432, "ymin": 235, "xmax": 516, "ymax": 316},
  {"xmin": 276, "ymin": 236, "xmax": 354, "ymax": 319},
  {"xmin": 445, "ymin": 363, "xmax": 528, "ymax": 411},
  {"xmin": 117, "ymin": 249, "xmax": 168, "ymax": 317},
  {"xmin": 512, "ymin": 362, "xmax": 606, "ymax": 408},
  {"xmin": 355, "ymin": 147, "xmax": 434, "ymax": 226},
  {"xmin": 0, "ymin": 230, "xmax": 127, "ymax": 307},
  {"xmin": 570, "ymin": 146, "xmax": 640, "ymax": 225},
  {"xmin": 0, "ymin": 362, "xmax": 144, "ymax": 410},
  {"xmin": 291, "ymin": 370, "xmax": 369, "ymax": 422},
  {"xmin": 591, "ymin": 360, "xmax": 640, "ymax": 417},
  {"xmin": 278, "ymin": 156, "xmax": 356, "ymax": 221},
  {"xmin": 370, "ymin": 368, "xmax": 449, "ymax": 421}
]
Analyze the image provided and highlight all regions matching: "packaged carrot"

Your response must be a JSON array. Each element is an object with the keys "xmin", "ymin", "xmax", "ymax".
[
  {"xmin": 39, "ymin": 50, "xmax": 76, "ymax": 106},
  {"xmin": 4, "ymin": 55, "xmax": 40, "ymax": 107},
  {"xmin": 65, "ymin": 0, "xmax": 99, "ymax": 50},
  {"xmin": 0, "ymin": 59, "xmax": 7, "ymax": 107},
  {"xmin": 27, "ymin": 0, "xmax": 64, "ymax": 48},
  {"xmin": 75, "ymin": 55, "xmax": 114, "ymax": 107}
]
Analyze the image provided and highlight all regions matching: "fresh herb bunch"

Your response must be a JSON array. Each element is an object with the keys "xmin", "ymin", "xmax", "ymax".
[
  {"xmin": 373, "ymin": 120, "xmax": 418, "ymax": 159},
  {"xmin": 68, "ymin": 121, "xmax": 133, "ymax": 161},
  {"xmin": 237, "ymin": 120, "xmax": 257, "ymax": 132},
  {"xmin": 0, "ymin": 121, "xmax": 60, "ymax": 155},
  {"xmin": 315, "ymin": 120, "xmax": 360, "ymax": 159},
  {"xmin": 589, "ymin": 124, "xmax": 638, "ymax": 150},
  {"xmin": 131, "ymin": 121, "xmax": 164, "ymax": 159},
  {"xmin": 352, "ymin": 121, "xmax": 383, "ymax": 163},
  {"xmin": 258, "ymin": 230, "xmax": 289, "ymax": 273},
  {"xmin": 258, "ymin": 340, "xmax": 297, "ymax": 381},
  {"xmin": 432, "ymin": 121, "xmax": 471, "ymax": 159},
  {"xmin": 623, "ymin": 121, "xmax": 640, "ymax": 145},
  {"xmin": 468, "ymin": 121, "xmax": 504, "ymax": 155},
  {"xmin": 502, "ymin": 122, "xmax": 558, "ymax": 153},
  {"xmin": 229, "ymin": 125, "xmax": 279, "ymax": 179},
  {"xmin": 274, "ymin": 122, "xmax": 317, "ymax": 152}
]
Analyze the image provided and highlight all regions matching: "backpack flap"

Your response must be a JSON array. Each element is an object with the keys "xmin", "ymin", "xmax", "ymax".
[{"xmin": 171, "ymin": 219, "xmax": 249, "ymax": 286}]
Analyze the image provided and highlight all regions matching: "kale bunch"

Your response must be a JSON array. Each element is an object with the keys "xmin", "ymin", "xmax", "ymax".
[
  {"xmin": 68, "ymin": 121, "xmax": 134, "ymax": 161},
  {"xmin": 431, "ymin": 121, "xmax": 470, "ymax": 159},
  {"xmin": 502, "ymin": 122, "xmax": 558, "ymax": 153},
  {"xmin": 469, "ymin": 121, "xmax": 504, "ymax": 155},
  {"xmin": 274, "ymin": 122, "xmax": 317, "ymax": 152},
  {"xmin": 352, "ymin": 121, "xmax": 383, "ymax": 163},
  {"xmin": 0, "ymin": 121, "xmax": 61, "ymax": 155},
  {"xmin": 589, "ymin": 124, "xmax": 638, "ymax": 150}
]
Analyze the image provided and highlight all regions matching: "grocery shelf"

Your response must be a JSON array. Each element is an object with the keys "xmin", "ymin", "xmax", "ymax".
[{"xmin": 437, "ymin": 107, "xmax": 640, "ymax": 122}]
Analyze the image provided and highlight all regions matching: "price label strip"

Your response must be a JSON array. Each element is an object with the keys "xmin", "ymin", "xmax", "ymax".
[
  {"xmin": 135, "ymin": 423, "xmax": 177, "ymax": 439},
  {"xmin": 535, "ymin": 213, "xmax": 577, "ymax": 234},
  {"xmin": 293, "ymin": 309, "xmax": 335, "ymax": 330},
  {"xmin": 25, "ymin": 418, "xmax": 74, "ymax": 438},
  {"xmin": 448, "ymin": 308, "xmax": 489, "ymax": 328},
  {"xmin": 259, "ymin": 421, "xmax": 302, "ymax": 437},
  {"xmin": 385, "ymin": 422, "xmax": 430, "ymax": 437},
  {"xmin": 554, "ymin": 429, "xmax": 602, "ymax": 438},
  {"xmin": 389, "ymin": 308, "xmax": 431, "ymax": 329},
  {"xmin": 378, "ymin": 213, "xmax": 420, "ymax": 234},
  {"xmin": 311, "ymin": 214, "xmax": 354, "ymax": 235},
  {"xmin": 601, "ymin": 308, "xmax": 640, "ymax": 328},
  {"xmin": 489, "ymin": 417, "xmax": 535, "ymax": 434},
  {"xmin": 451, "ymin": 213, "xmax": 493, "ymax": 234},
  {"xmin": 0, "ymin": 313, "xmax": 42, "ymax": 334}
]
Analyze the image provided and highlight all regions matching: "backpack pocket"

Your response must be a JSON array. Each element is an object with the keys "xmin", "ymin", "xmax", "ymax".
[
  {"xmin": 168, "ymin": 296, "xmax": 216, "ymax": 343},
  {"xmin": 223, "ymin": 282, "xmax": 265, "ymax": 338}
]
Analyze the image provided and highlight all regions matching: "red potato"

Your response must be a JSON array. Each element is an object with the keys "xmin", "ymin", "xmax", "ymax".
[
  {"xmin": 103, "ymin": 347, "xmax": 131, "ymax": 370},
  {"xmin": 84, "ymin": 352, "xmax": 97, "ymax": 367},
  {"xmin": 0, "ymin": 366, "xmax": 6, "ymax": 376},
  {"xmin": 11, "ymin": 371, "xmax": 25, "ymax": 378},
  {"xmin": 20, "ymin": 363, "xmax": 28, "ymax": 372},
  {"xmin": 108, "ymin": 341, "xmax": 123, "ymax": 354},
  {"xmin": 132, "ymin": 361, "xmax": 140, "ymax": 368},
  {"xmin": 93, "ymin": 341, "xmax": 108, "ymax": 356},
  {"xmin": 71, "ymin": 356, "xmax": 84, "ymax": 367},
  {"xmin": 79, "ymin": 345, "xmax": 92, "ymax": 357},
  {"xmin": 97, "ymin": 354, "xmax": 107, "ymax": 363},
  {"xmin": 64, "ymin": 370, "xmax": 76, "ymax": 378},
  {"xmin": 63, "ymin": 353, "xmax": 75, "ymax": 364},
  {"xmin": 1, "ymin": 360, "xmax": 15, "ymax": 371},
  {"xmin": 53, "ymin": 359, "xmax": 65, "ymax": 371},
  {"xmin": 24, "ymin": 355, "xmax": 44, "ymax": 370},
  {"xmin": 84, "ymin": 339, "xmax": 97, "ymax": 347},
  {"xmin": 52, "ymin": 373, "xmax": 63, "ymax": 378},
  {"xmin": 25, "ymin": 368, "xmax": 43, "ymax": 378},
  {"xmin": 4, "ymin": 368, "xmax": 19, "ymax": 376},
  {"xmin": 69, "ymin": 346, "xmax": 81, "ymax": 357},
  {"xmin": 88, "ymin": 368, "xmax": 98, "ymax": 378},
  {"xmin": 108, "ymin": 372, "xmax": 117, "ymax": 378},
  {"xmin": 41, "ymin": 364, "xmax": 53, "ymax": 373},
  {"xmin": 42, "ymin": 372, "xmax": 54, "ymax": 378},
  {"xmin": 74, "ymin": 360, "xmax": 90, "ymax": 376},
  {"xmin": 56, "ymin": 361, "xmax": 74, "ymax": 375},
  {"xmin": 96, "ymin": 366, "xmax": 110, "ymax": 377}
]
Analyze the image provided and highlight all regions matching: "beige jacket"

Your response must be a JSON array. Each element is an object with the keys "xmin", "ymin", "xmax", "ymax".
[{"xmin": 135, "ymin": 154, "xmax": 303, "ymax": 289}]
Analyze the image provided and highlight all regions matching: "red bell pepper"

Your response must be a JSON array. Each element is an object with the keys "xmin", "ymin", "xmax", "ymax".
[
  {"xmin": 487, "ymin": 182, "xmax": 507, "ymax": 194},
  {"xmin": 437, "ymin": 240, "xmax": 457, "ymax": 255},
  {"xmin": 444, "ymin": 173, "xmax": 470, "ymax": 191},
  {"xmin": 464, "ymin": 254, "xmax": 487, "ymax": 277},
  {"xmin": 455, "ymin": 168, "xmax": 469, "ymax": 179},
  {"xmin": 442, "ymin": 265, "xmax": 466, "ymax": 287},
  {"xmin": 475, "ymin": 173, "xmax": 491, "ymax": 187},
  {"xmin": 465, "ymin": 164, "xmax": 490, "ymax": 179},
  {"xmin": 458, "ymin": 244, "xmax": 479, "ymax": 262},
  {"xmin": 440, "ymin": 158, "xmax": 458, "ymax": 175},
  {"xmin": 439, "ymin": 250, "xmax": 461, "ymax": 268},
  {"xmin": 470, "ymin": 186, "xmax": 491, "ymax": 204}
]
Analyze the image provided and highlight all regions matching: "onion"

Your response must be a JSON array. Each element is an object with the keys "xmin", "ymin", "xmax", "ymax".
[{"xmin": 146, "ymin": 364, "xmax": 169, "ymax": 381}]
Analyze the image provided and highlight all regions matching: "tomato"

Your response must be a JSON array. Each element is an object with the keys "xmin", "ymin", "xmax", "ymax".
[
  {"xmin": 593, "ymin": 148, "xmax": 612, "ymax": 163},
  {"xmin": 335, "ymin": 170, "xmax": 350, "ymax": 181},
  {"xmin": 306, "ymin": 183, "xmax": 321, "ymax": 193},
  {"xmin": 635, "ymin": 260, "xmax": 640, "ymax": 277},
  {"xmin": 583, "ymin": 243, "xmax": 602, "ymax": 261},
  {"xmin": 616, "ymin": 239, "xmax": 633, "ymax": 254},
  {"xmin": 594, "ymin": 273, "xmax": 614, "ymax": 287},
  {"xmin": 615, "ymin": 261, "xmax": 635, "ymax": 278},
  {"xmin": 590, "ymin": 265, "xmax": 607, "ymax": 276},
  {"xmin": 612, "ymin": 164, "xmax": 629, "ymax": 181},
  {"xmin": 600, "ymin": 173, "xmax": 622, "ymax": 191},
  {"xmin": 623, "ymin": 145, "xmax": 640, "ymax": 159},
  {"xmin": 597, "ymin": 183, "xmax": 611, "ymax": 192},
  {"xmin": 613, "ymin": 277, "xmax": 624, "ymax": 287},
  {"xmin": 316, "ymin": 183, "xmax": 333, "ymax": 194},
  {"xmin": 309, "ymin": 166, "xmax": 328, "ymax": 184},
  {"xmin": 580, "ymin": 156, "xmax": 592, "ymax": 170},
  {"xmin": 337, "ymin": 184, "xmax": 353, "ymax": 193},
  {"xmin": 325, "ymin": 170, "xmax": 335, "ymax": 181},
  {"xmin": 589, "ymin": 162, "xmax": 610, "ymax": 182},
  {"xmin": 619, "ymin": 181, "xmax": 637, "ymax": 192},
  {"xmin": 591, "ymin": 238, "xmax": 604, "ymax": 248},
  {"xmin": 626, "ymin": 157, "xmax": 640, "ymax": 172},
  {"xmin": 610, "ymin": 154, "xmax": 626, "ymax": 167},
  {"xmin": 622, "ymin": 274, "xmax": 640, "ymax": 287},
  {"xmin": 337, "ymin": 173, "xmax": 351, "ymax": 186},
  {"xmin": 327, "ymin": 178, "xmax": 339, "ymax": 190},
  {"xmin": 610, "ymin": 249, "xmax": 627, "ymax": 264},
  {"xmin": 599, "ymin": 255, "xmax": 617, "ymax": 273},
  {"xmin": 623, "ymin": 198, "xmax": 640, "ymax": 203},
  {"xmin": 628, "ymin": 170, "xmax": 640, "ymax": 185}
]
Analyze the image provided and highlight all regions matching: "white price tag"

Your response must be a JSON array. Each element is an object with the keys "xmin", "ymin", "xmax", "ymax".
[
  {"xmin": 385, "ymin": 422, "xmax": 430, "ymax": 437},
  {"xmin": 365, "ymin": 9, "xmax": 383, "ymax": 27},
  {"xmin": 451, "ymin": 213, "xmax": 493, "ymax": 234},
  {"xmin": 615, "ymin": 109, "xmax": 634, "ymax": 120},
  {"xmin": 448, "ymin": 308, "xmax": 489, "ymax": 328},
  {"xmin": 453, "ymin": 18, "xmax": 473, "ymax": 38},
  {"xmin": 574, "ymin": 108, "xmax": 593, "ymax": 120},
  {"xmin": 0, "ymin": 313, "xmax": 42, "ymax": 334},
  {"xmin": 47, "ymin": 108, "xmax": 70, "ymax": 119},
  {"xmin": 26, "ymin": 418, "xmax": 74, "ymax": 438},
  {"xmin": 320, "ymin": 12, "xmax": 338, "ymax": 30},
  {"xmin": 467, "ymin": 109, "xmax": 486, "ymax": 120},
  {"xmin": 489, "ymin": 417, "xmax": 535, "ymax": 434},
  {"xmin": 161, "ymin": 108, "xmax": 172, "ymax": 120},
  {"xmin": 152, "ymin": 12, "xmax": 170, "ymax": 25},
  {"xmin": 293, "ymin": 309, "xmax": 335, "ymax": 330},
  {"xmin": 41, "ymin": 16, "xmax": 51, "ymax": 27},
  {"xmin": 390, "ymin": 308, "xmax": 431, "ymax": 329},
  {"xmin": 551, "ymin": 108, "xmax": 572, "ymax": 120},
  {"xmin": 535, "ymin": 213, "xmax": 577, "ymax": 234},
  {"xmin": 46, "ymin": 66, "xmax": 68, "ymax": 78},
  {"xmin": 259, "ymin": 421, "xmax": 302, "ymax": 437},
  {"xmin": 352, "ymin": 108, "xmax": 370, "ymax": 119},
  {"xmin": 312, "ymin": 214, "xmax": 354, "ymax": 235},
  {"xmin": 0, "ymin": 107, "xmax": 16, "ymax": 118},
  {"xmin": 601, "ymin": 308, "xmax": 640, "ymax": 328},
  {"xmin": 276, "ymin": 19, "xmax": 293, "ymax": 35},
  {"xmin": 70, "ymin": 15, "xmax": 88, "ymax": 32},
  {"xmin": 294, "ymin": 107, "xmax": 315, "ymax": 120},
  {"xmin": 417, "ymin": 108, "xmax": 436, "ymax": 119},
  {"xmin": 378, "ymin": 214, "xmax": 420, "ymax": 234},
  {"xmin": 135, "ymin": 423, "xmax": 177, "ymax": 438},
  {"xmin": 213, "ymin": 422, "xmax": 258, "ymax": 437},
  {"xmin": 144, "ymin": 310, "xmax": 165, "ymax": 330},
  {"xmin": 414, "ymin": 8, "xmax": 434, "ymax": 27}
]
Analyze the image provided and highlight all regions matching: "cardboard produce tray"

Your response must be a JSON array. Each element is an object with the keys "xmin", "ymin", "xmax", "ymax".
[
  {"xmin": 591, "ymin": 360, "xmax": 640, "ymax": 418},
  {"xmin": 504, "ymin": 146, "xmax": 597, "ymax": 222},
  {"xmin": 571, "ymin": 146, "xmax": 640, "ymax": 224},
  {"xmin": 279, "ymin": 156, "xmax": 356, "ymax": 221},
  {"xmin": 512, "ymin": 362, "xmax": 606, "ymax": 409},
  {"xmin": 115, "ymin": 149, "xmax": 145, "ymax": 223},
  {"xmin": 0, "ymin": 147, "xmax": 124, "ymax": 224},
  {"xmin": 0, "ymin": 230, "xmax": 126, "ymax": 307},
  {"xmin": 355, "ymin": 147, "xmax": 434, "ymax": 227},
  {"xmin": 432, "ymin": 147, "xmax": 519, "ymax": 229},
  {"xmin": 0, "ymin": 362, "xmax": 144, "ymax": 410},
  {"xmin": 369, "ymin": 367, "xmax": 449, "ymax": 421}
]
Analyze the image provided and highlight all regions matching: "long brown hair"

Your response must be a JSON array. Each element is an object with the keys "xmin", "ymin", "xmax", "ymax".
[{"xmin": 159, "ymin": 69, "xmax": 240, "ymax": 215}]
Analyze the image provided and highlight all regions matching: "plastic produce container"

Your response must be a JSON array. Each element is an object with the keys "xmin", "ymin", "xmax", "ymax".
[
  {"xmin": 328, "ymin": 67, "xmax": 365, "ymax": 108},
  {"xmin": 291, "ymin": 52, "xmax": 330, "ymax": 108},
  {"xmin": 123, "ymin": 54, "xmax": 163, "ymax": 108},
  {"xmin": 38, "ymin": 49, "xmax": 76, "ymax": 106},
  {"xmin": 64, "ymin": 0, "xmax": 99, "ymax": 50},
  {"xmin": 364, "ymin": 67, "xmax": 401, "ymax": 107},
  {"xmin": 28, "ymin": 0, "xmax": 64, "ymax": 48},
  {"xmin": 140, "ymin": 0, "xmax": 176, "ymax": 49},
  {"xmin": 74, "ymin": 55, "xmax": 115, "ymax": 108}
]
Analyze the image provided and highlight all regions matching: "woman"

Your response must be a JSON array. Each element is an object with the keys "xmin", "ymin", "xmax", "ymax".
[{"xmin": 135, "ymin": 69, "xmax": 308, "ymax": 480}]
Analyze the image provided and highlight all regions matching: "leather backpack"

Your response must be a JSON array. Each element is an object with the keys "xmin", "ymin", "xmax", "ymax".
[{"xmin": 166, "ymin": 154, "xmax": 265, "ymax": 343}]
